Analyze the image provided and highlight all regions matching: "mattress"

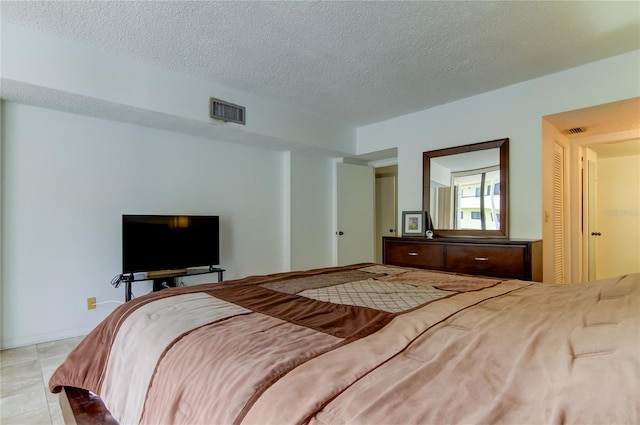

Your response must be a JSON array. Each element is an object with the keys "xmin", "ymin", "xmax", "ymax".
[{"xmin": 49, "ymin": 263, "xmax": 640, "ymax": 424}]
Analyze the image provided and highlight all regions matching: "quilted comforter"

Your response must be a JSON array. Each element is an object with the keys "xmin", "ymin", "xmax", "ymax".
[{"xmin": 50, "ymin": 263, "xmax": 639, "ymax": 424}]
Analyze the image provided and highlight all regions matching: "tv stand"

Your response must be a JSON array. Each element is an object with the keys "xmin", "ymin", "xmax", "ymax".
[{"xmin": 122, "ymin": 267, "xmax": 225, "ymax": 301}]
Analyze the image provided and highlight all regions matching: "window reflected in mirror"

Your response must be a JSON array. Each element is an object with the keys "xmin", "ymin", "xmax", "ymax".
[
  {"xmin": 429, "ymin": 148, "xmax": 500, "ymax": 231},
  {"xmin": 452, "ymin": 167, "xmax": 500, "ymax": 230}
]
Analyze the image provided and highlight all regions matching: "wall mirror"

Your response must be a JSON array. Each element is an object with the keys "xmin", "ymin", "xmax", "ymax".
[{"xmin": 422, "ymin": 138, "xmax": 509, "ymax": 238}]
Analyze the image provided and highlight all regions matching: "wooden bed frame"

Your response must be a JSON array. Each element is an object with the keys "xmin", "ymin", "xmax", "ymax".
[{"xmin": 59, "ymin": 387, "xmax": 118, "ymax": 425}]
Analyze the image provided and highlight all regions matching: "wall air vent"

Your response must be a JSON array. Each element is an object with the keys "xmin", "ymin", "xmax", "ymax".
[
  {"xmin": 210, "ymin": 97, "xmax": 246, "ymax": 125},
  {"xmin": 567, "ymin": 127, "xmax": 584, "ymax": 134}
]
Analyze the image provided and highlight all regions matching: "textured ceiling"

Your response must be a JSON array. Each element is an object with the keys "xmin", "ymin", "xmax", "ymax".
[{"xmin": 2, "ymin": 1, "xmax": 639, "ymax": 127}]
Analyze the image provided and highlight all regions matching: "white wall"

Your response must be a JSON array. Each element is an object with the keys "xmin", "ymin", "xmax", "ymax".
[
  {"xmin": 0, "ymin": 22, "xmax": 348, "ymax": 348},
  {"xmin": 0, "ymin": 101, "xmax": 3, "ymax": 333},
  {"xmin": 1, "ymin": 23, "xmax": 356, "ymax": 155},
  {"xmin": 356, "ymin": 51, "xmax": 640, "ymax": 242},
  {"xmin": 1, "ymin": 102, "xmax": 288, "ymax": 348}
]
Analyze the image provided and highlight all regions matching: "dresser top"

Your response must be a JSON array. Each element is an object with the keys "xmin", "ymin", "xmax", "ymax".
[{"xmin": 383, "ymin": 236, "xmax": 541, "ymax": 245}]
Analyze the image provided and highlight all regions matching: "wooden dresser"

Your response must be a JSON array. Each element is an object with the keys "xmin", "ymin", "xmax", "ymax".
[{"xmin": 383, "ymin": 237, "xmax": 542, "ymax": 281}]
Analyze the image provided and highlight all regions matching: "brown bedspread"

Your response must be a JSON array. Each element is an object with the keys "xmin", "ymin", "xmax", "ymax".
[{"xmin": 49, "ymin": 264, "xmax": 640, "ymax": 424}]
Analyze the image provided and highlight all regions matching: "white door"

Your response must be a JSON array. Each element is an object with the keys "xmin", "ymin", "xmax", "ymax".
[
  {"xmin": 375, "ymin": 175, "xmax": 396, "ymax": 263},
  {"xmin": 336, "ymin": 162, "xmax": 375, "ymax": 265},
  {"xmin": 592, "ymin": 142, "xmax": 640, "ymax": 279},
  {"xmin": 587, "ymin": 158, "xmax": 598, "ymax": 280}
]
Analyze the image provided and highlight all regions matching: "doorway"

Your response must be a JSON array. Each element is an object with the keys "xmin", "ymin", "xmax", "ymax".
[
  {"xmin": 375, "ymin": 165, "xmax": 398, "ymax": 262},
  {"xmin": 543, "ymin": 97, "xmax": 640, "ymax": 283},
  {"xmin": 583, "ymin": 139, "xmax": 640, "ymax": 280},
  {"xmin": 336, "ymin": 148, "xmax": 398, "ymax": 265}
]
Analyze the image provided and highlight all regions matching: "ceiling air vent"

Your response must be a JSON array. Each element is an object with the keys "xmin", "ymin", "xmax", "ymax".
[
  {"xmin": 567, "ymin": 127, "xmax": 584, "ymax": 134},
  {"xmin": 210, "ymin": 97, "xmax": 245, "ymax": 125}
]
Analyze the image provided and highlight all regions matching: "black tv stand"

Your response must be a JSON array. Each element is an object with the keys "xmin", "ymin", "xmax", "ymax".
[
  {"xmin": 152, "ymin": 277, "xmax": 177, "ymax": 292},
  {"xmin": 122, "ymin": 267, "xmax": 225, "ymax": 301}
]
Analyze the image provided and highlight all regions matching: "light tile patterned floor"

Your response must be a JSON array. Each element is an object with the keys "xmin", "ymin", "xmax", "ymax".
[{"xmin": 0, "ymin": 337, "xmax": 84, "ymax": 425}]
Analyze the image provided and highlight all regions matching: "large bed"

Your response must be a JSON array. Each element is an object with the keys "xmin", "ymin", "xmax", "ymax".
[{"xmin": 50, "ymin": 263, "xmax": 639, "ymax": 424}]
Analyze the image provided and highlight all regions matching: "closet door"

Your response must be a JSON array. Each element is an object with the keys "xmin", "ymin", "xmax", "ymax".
[{"xmin": 553, "ymin": 142, "xmax": 566, "ymax": 284}]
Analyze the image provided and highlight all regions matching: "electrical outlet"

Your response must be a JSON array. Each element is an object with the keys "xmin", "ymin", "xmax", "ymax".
[{"xmin": 87, "ymin": 297, "xmax": 96, "ymax": 310}]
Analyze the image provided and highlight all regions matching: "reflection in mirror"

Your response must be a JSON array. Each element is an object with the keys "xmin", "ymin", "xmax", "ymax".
[
  {"xmin": 430, "ymin": 149, "xmax": 500, "ymax": 230},
  {"xmin": 423, "ymin": 138, "xmax": 509, "ymax": 238}
]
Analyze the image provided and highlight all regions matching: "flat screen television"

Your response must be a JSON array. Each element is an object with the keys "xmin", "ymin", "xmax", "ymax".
[{"xmin": 122, "ymin": 215, "xmax": 220, "ymax": 274}]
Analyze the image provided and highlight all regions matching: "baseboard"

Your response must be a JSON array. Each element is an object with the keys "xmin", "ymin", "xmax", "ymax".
[{"xmin": 0, "ymin": 325, "xmax": 92, "ymax": 350}]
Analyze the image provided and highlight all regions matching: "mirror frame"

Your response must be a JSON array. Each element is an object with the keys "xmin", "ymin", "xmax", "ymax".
[{"xmin": 422, "ymin": 138, "xmax": 509, "ymax": 238}]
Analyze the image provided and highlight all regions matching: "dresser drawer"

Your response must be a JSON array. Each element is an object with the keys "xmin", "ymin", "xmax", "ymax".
[
  {"xmin": 446, "ymin": 245, "xmax": 526, "ymax": 278},
  {"xmin": 384, "ymin": 240, "xmax": 445, "ymax": 268},
  {"xmin": 383, "ymin": 237, "xmax": 541, "ymax": 281}
]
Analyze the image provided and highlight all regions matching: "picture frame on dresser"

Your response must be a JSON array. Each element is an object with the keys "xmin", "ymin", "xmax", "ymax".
[{"xmin": 402, "ymin": 211, "xmax": 425, "ymax": 236}]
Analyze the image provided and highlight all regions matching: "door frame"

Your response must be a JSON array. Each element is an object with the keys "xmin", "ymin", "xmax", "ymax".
[
  {"xmin": 568, "ymin": 130, "xmax": 640, "ymax": 282},
  {"xmin": 374, "ymin": 165, "xmax": 398, "ymax": 263}
]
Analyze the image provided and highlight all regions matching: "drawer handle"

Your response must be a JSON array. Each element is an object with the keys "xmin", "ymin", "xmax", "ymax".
[
  {"xmin": 475, "ymin": 257, "xmax": 489, "ymax": 261},
  {"xmin": 408, "ymin": 252, "xmax": 419, "ymax": 256}
]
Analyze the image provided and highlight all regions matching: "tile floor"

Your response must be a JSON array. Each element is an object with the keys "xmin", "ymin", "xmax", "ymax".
[{"xmin": 0, "ymin": 336, "xmax": 84, "ymax": 425}]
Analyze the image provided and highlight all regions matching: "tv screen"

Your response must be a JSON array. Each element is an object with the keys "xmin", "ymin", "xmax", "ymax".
[{"xmin": 122, "ymin": 215, "xmax": 220, "ymax": 274}]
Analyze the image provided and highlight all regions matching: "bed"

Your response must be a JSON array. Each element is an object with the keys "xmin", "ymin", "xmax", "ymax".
[{"xmin": 49, "ymin": 263, "xmax": 639, "ymax": 424}]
